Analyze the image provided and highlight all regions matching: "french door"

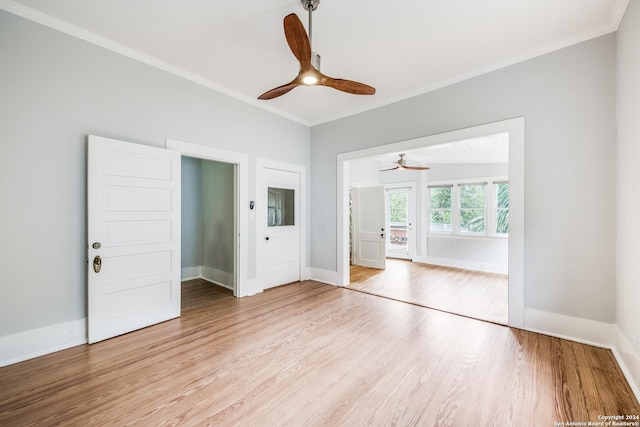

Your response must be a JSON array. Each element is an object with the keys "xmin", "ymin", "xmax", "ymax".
[{"xmin": 385, "ymin": 185, "xmax": 416, "ymax": 260}]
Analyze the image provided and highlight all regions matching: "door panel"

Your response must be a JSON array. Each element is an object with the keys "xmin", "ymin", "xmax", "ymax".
[
  {"xmin": 354, "ymin": 186, "xmax": 386, "ymax": 269},
  {"xmin": 261, "ymin": 168, "xmax": 301, "ymax": 289},
  {"xmin": 88, "ymin": 135, "xmax": 181, "ymax": 344}
]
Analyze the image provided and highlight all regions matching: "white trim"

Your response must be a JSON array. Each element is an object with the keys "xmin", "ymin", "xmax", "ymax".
[
  {"xmin": 0, "ymin": 319, "xmax": 87, "ymax": 367},
  {"xmin": 421, "ymin": 257, "xmax": 508, "ymax": 275},
  {"xmin": 256, "ymin": 158, "xmax": 308, "ymax": 293},
  {"xmin": 337, "ymin": 117, "xmax": 525, "ymax": 329},
  {"xmin": 310, "ymin": 268, "xmax": 341, "ymax": 286},
  {"xmin": 166, "ymin": 138, "xmax": 250, "ymax": 297},
  {"xmin": 201, "ymin": 266, "xmax": 234, "ymax": 290},
  {"xmin": 181, "ymin": 266, "xmax": 202, "ymax": 281},
  {"xmin": 524, "ymin": 308, "xmax": 614, "ymax": 348},
  {"xmin": 612, "ymin": 326, "xmax": 640, "ymax": 404}
]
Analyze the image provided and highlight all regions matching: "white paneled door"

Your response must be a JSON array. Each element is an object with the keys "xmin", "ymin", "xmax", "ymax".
[
  {"xmin": 261, "ymin": 168, "xmax": 301, "ymax": 289},
  {"xmin": 354, "ymin": 186, "xmax": 386, "ymax": 269},
  {"xmin": 87, "ymin": 135, "xmax": 181, "ymax": 344}
]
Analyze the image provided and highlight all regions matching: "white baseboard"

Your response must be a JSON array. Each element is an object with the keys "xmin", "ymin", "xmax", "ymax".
[
  {"xmin": 422, "ymin": 257, "xmax": 508, "ymax": 274},
  {"xmin": 0, "ymin": 319, "xmax": 87, "ymax": 367},
  {"xmin": 181, "ymin": 266, "xmax": 202, "ymax": 281},
  {"xmin": 612, "ymin": 325, "xmax": 640, "ymax": 404},
  {"xmin": 524, "ymin": 308, "xmax": 614, "ymax": 348},
  {"xmin": 309, "ymin": 268, "xmax": 341, "ymax": 286},
  {"xmin": 201, "ymin": 266, "xmax": 234, "ymax": 290},
  {"xmin": 182, "ymin": 265, "xmax": 234, "ymax": 290}
]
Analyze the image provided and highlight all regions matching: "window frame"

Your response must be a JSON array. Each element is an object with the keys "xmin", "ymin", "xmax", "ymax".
[{"xmin": 428, "ymin": 177, "xmax": 508, "ymax": 239}]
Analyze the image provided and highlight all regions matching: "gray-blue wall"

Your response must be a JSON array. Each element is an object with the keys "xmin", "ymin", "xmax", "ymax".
[
  {"xmin": 311, "ymin": 34, "xmax": 617, "ymax": 323},
  {"xmin": 0, "ymin": 10, "xmax": 310, "ymax": 336}
]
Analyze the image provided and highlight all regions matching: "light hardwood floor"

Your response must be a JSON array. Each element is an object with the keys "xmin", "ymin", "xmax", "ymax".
[
  {"xmin": 350, "ymin": 259, "xmax": 508, "ymax": 324},
  {"xmin": 1, "ymin": 279, "xmax": 637, "ymax": 426}
]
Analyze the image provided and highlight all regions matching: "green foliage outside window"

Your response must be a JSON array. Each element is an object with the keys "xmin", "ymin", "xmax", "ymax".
[
  {"xmin": 430, "ymin": 187, "xmax": 451, "ymax": 229},
  {"xmin": 460, "ymin": 184, "xmax": 486, "ymax": 233},
  {"xmin": 496, "ymin": 183, "xmax": 509, "ymax": 234},
  {"xmin": 389, "ymin": 193, "xmax": 408, "ymax": 223}
]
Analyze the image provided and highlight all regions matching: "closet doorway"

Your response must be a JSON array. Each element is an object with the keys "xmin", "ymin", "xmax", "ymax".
[
  {"xmin": 181, "ymin": 156, "xmax": 236, "ymax": 296},
  {"xmin": 166, "ymin": 138, "xmax": 250, "ymax": 300}
]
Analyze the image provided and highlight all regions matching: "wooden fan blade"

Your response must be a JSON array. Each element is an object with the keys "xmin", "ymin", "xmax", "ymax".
[
  {"xmin": 320, "ymin": 75, "xmax": 376, "ymax": 95},
  {"xmin": 258, "ymin": 80, "xmax": 301, "ymax": 100},
  {"xmin": 284, "ymin": 13, "xmax": 311, "ymax": 68},
  {"xmin": 380, "ymin": 165, "xmax": 400, "ymax": 171},
  {"xmin": 403, "ymin": 165, "xmax": 430, "ymax": 170}
]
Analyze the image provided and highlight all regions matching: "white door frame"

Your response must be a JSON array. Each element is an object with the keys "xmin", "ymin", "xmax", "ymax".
[
  {"xmin": 166, "ymin": 138, "xmax": 250, "ymax": 297},
  {"xmin": 256, "ymin": 158, "xmax": 308, "ymax": 292},
  {"xmin": 337, "ymin": 117, "xmax": 525, "ymax": 329}
]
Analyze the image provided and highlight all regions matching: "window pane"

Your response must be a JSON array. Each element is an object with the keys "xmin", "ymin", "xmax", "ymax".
[
  {"xmin": 496, "ymin": 210, "xmax": 509, "ymax": 234},
  {"xmin": 430, "ymin": 187, "xmax": 451, "ymax": 209},
  {"xmin": 430, "ymin": 210, "xmax": 451, "ymax": 232},
  {"xmin": 389, "ymin": 193, "xmax": 408, "ymax": 223},
  {"xmin": 459, "ymin": 184, "xmax": 486, "ymax": 209},
  {"xmin": 496, "ymin": 183, "xmax": 509, "ymax": 208},
  {"xmin": 460, "ymin": 209, "xmax": 486, "ymax": 233},
  {"xmin": 267, "ymin": 187, "xmax": 294, "ymax": 226}
]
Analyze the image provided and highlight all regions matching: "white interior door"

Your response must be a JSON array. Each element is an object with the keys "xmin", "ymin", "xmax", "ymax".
[
  {"xmin": 87, "ymin": 135, "xmax": 181, "ymax": 344},
  {"xmin": 261, "ymin": 168, "xmax": 301, "ymax": 289},
  {"xmin": 354, "ymin": 186, "xmax": 386, "ymax": 269},
  {"xmin": 386, "ymin": 185, "xmax": 416, "ymax": 260}
]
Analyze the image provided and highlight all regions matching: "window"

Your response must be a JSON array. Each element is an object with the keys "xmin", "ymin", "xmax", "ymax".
[
  {"xmin": 428, "ymin": 179, "xmax": 508, "ymax": 237},
  {"xmin": 459, "ymin": 183, "xmax": 486, "ymax": 234},
  {"xmin": 429, "ymin": 186, "xmax": 452, "ymax": 232},
  {"xmin": 495, "ymin": 182, "xmax": 509, "ymax": 235},
  {"xmin": 267, "ymin": 187, "xmax": 294, "ymax": 226}
]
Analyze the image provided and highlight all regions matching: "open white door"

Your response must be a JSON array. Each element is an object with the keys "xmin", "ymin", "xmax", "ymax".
[
  {"xmin": 87, "ymin": 135, "xmax": 181, "ymax": 344},
  {"xmin": 353, "ymin": 186, "xmax": 386, "ymax": 269}
]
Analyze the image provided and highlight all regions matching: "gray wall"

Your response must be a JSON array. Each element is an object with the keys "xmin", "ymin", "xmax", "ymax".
[
  {"xmin": 311, "ymin": 34, "xmax": 617, "ymax": 323},
  {"xmin": 181, "ymin": 157, "xmax": 203, "ymax": 268},
  {"xmin": 616, "ymin": 2, "xmax": 640, "ymax": 357},
  {"xmin": 0, "ymin": 10, "xmax": 310, "ymax": 337},
  {"xmin": 201, "ymin": 160, "xmax": 235, "ymax": 286}
]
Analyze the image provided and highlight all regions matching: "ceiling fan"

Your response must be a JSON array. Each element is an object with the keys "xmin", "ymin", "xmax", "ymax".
[
  {"xmin": 380, "ymin": 154, "xmax": 430, "ymax": 171},
  {"xmin": 258, "ymin": 0, "xmax": 376, "ymax": 100}
]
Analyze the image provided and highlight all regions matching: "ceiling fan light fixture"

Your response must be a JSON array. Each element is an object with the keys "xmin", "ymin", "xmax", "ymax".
[{"xmin": 302, "ymin": 75, "xmax": 318, "ymax": 85}]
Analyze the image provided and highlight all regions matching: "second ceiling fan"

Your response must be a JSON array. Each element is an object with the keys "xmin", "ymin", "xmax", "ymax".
[
  {"xmin": 381, "ymin": 154, "xmax": 430, "ymax": 171},
  {"xmin": 258, "ymin": 0, "xmax": 376, "ymax": 100}
]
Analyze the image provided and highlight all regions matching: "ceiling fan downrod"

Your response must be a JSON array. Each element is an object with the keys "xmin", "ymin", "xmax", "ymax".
[{"xmin": 302, "ymin": 0, "xmax": 321, "ymax": 70}]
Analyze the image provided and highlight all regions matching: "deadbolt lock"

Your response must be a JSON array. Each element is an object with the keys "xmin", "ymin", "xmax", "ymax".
[{"xmin": 92, "ymin": 242, "xmax": 101, "ymax": 249}]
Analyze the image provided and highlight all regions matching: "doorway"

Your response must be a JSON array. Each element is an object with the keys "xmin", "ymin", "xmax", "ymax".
[
  {"xmin": 166, "ymin": 138, "xmax": 250, "ymax": 297},
  {"xmin": 337, "ymin": 118, "xmax": 525, "ymax": 328},
  {"xmin": 180, "ymin": 156, "xmax": 236, "ymax": 297},
  {"xmin": 385, "ymin": 184, "xmax": 416, "ymax": 260}
]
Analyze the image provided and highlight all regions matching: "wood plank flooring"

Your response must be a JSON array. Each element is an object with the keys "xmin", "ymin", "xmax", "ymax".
[
  {"xmin": 1, "ymin": 279, "xmax": 638, "ymax": 426},
  {"xmin": 350, "ymin": 259, "xmax": 508, "ymax": 324}
]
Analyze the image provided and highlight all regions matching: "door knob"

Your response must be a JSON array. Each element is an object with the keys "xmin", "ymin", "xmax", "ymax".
[
  {"xmin": 265, "ymin": 237, "xmax": 270, "ymax": 241},
  {"xmin": 93, "ymin": 255, "xmax": 102, "ymax": 273},
  {"xmin": 380, "ymin": 233, "xmax": 384, "ymax": 238}
]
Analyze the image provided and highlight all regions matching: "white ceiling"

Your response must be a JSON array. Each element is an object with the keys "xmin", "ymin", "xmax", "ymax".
[
  {"xmin": 1, "ymin": 0, "xmax": 628, "ymax": 126},
  {"xmin": 374, "ymin": 132, "xmax": 509, "ymax": 169}
]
